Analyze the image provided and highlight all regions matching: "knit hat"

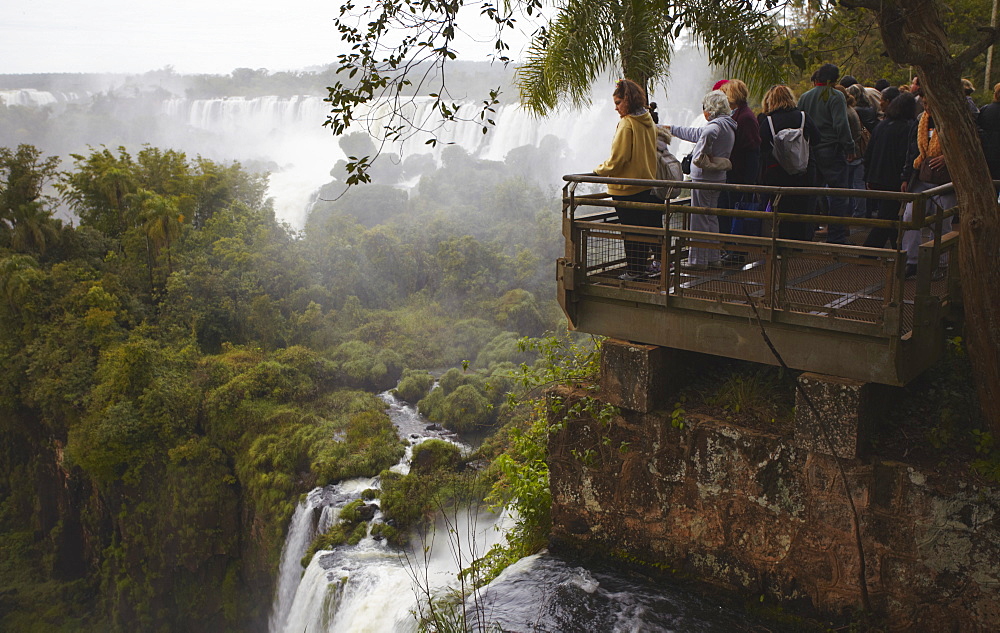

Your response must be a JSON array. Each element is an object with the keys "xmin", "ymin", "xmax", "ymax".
[{"xmin": 712, "ymin": 79, "xmax": 730, "ymax": 91}]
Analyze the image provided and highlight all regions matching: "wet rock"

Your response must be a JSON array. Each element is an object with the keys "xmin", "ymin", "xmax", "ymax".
[
  {"xmin": 463, "ymin": 459, "xmax": 489, "ymax": 472},
  {"xmin": 356, "ymin": 504, "xmax": 377, "ymax": 522},
  {"xmin": 425, "ymin": 423, "xmax": 444, "ymax": 432}
]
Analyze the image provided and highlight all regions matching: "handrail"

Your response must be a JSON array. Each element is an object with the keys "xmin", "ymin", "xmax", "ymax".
[
  {"xmin": 563, "ymin": 172, "xmax": 940, "ymax": 202},
  {"xmin": 561, "ymin": 174, "xmax": 958, "ymax": 231}
]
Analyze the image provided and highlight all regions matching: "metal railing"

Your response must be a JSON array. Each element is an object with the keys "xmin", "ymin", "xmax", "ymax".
[{"xmin": 560, "ymin": 174, "xmax": 959, "ymax": 340}]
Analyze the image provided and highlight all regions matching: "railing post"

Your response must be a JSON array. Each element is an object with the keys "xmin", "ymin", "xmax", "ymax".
[
  {"xmin": 910, "ymin": 192, "xmax": 927, "ymax": 232},
  {"xmin": 564, "ymin": 182, "xmax": 579, "ymax": 262},
  {"xmin": 912, "ymin": 240, "xmax": 937, "ymax": 337},
  {"xmin": 929, "ymin": 189, "xmax": 949, "ymax": 268},
  {"xmin": 661, "ymin": 201, "xmax": 670, "ymax": 295}
]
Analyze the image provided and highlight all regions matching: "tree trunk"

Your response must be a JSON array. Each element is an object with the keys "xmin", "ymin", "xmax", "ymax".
[{"xmin": 845, "ymin": 0, "xmax": 1000, "ymax": 428}]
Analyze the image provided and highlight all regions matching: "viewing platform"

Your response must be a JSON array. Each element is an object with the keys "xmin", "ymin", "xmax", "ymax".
[{"xmin": 556, "ymin": 174, "xmax": 961, "ymax": 386}]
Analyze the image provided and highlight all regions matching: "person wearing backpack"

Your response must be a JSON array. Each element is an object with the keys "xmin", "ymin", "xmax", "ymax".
[{"xmin": 758, "ymin": 84, "xmax": 819, "ymax": 241}]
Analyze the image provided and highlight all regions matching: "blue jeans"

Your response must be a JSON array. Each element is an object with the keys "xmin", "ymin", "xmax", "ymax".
[{"xmin": 814, "ymin": 145, "xmax": 850, "ymax": 244}]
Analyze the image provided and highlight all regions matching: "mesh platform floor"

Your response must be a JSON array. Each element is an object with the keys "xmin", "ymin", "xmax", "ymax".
[{"xmin": 588, "ymin": 253, "xmax": 954, "ymax": 336}]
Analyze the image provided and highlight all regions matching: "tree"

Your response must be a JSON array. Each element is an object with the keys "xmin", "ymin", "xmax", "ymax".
[
  {"xmin": 517, "ymin": 0, "xmax": 783, "ymax": 114},
  {"xmin": 135, "ymin": 189, "xmax": 183, "ymax": 276},
  {"xmin": 59, "ymin": 147, "xmax": 139, "ymax": 238},
  {"xmin": 0, "ymin": 145, "xmax": 61, "ymax": 255},
  {"xmin": 834, "ymin": 0, "xmax": 1000, "ymax": 429},
  {"xmin": 323, "ymin": 0, "xmax": 545, "ymax": 184}
]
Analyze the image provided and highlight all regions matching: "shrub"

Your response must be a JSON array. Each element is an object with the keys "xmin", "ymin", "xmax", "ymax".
[
  {"xmin": 394, "ymin": 369, "xmax": 435, "ymax": 403},
  {"xmin": 411, "ymin": 439, "xmax": 462, "ymax": 475}
]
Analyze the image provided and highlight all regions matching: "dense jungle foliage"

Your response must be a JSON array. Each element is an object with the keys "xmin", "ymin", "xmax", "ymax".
[{"xmin": 0, "ymin": 138, "xmax": 565, "ymax": 631}]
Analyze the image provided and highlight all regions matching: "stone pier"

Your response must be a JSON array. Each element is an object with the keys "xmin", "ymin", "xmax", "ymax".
[{"xmin": 548, "ymin": 370, "xmax": 1000, "ymax": 630}]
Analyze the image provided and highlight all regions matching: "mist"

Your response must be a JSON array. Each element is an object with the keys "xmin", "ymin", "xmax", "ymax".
[{"xmin": 1, "ymin": 49, "xmax": 712, "ymax": 229}]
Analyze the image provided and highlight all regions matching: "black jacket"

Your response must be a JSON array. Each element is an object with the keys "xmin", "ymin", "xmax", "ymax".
[
  {"xmin": 864, "ymin": 117, "xmax": 915, "ymax": 188},
  {"xmin": 855, "ymin": 106, "xmax": 879, "ymax": 134},
  {"xmin": 979, "ymin": 102, "xmax": 1000, "ymax": 179}
]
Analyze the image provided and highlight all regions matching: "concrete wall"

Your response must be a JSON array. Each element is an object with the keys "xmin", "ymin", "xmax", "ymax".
[{"xmin": 547, "ymin": 384, "xmax": 1000, "ymax": 631}]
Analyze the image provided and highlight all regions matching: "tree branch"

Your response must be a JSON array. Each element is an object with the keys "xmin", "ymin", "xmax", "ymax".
[
  {"xmin": 837, "ymin": 0, "xmax": 880, "ymax": 11},
  {"xmin": 956, "ymin": 27, "xmax": 1000, "ymax": 67}
]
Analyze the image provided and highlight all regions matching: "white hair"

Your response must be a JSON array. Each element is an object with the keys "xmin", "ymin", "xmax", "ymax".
[{"xmin": 702, "ymin": 90, "xmax": 732, "ymax": 119}]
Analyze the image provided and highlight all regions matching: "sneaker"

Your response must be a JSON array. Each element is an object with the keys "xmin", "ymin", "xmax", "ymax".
[
  {"xmin": 708, "ymin": 260, "xmax": 724, "ymax": 269},
  {"xmin": 646, "ymin": 260, "xmax": 662, "ymax": 275},
  {"xmin": 618, "ymin": 272, "xmax": 641, "ymax": 281},
  {"xmin": 931, "ymin": 267, "xmax": 947, "ymax": 282},
  {"xmin": 904, "ymin": 264, "xmax": 918, "ymax": 279},
  {"xmin": 721, "ymin": 252, "xmax": 747, "ymax": 267},
  {"xmin": 680, "ymin": 260, "xmax": 707, "ymax": 271}
]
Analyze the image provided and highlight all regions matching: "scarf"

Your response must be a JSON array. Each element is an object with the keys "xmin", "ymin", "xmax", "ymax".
[{"xmin": 913, "ymin": 113, "xmax": 942, "ymax": 169}]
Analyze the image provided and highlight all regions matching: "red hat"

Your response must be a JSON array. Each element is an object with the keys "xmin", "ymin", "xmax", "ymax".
[{"xmin": 712, "ymin": 79, "xmax": 730, "ymax": 91}]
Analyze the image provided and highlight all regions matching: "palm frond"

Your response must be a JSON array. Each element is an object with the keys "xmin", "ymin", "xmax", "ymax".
[
  {"xmin": 517, "ymin": 0, "xmax": 625, "ymax": 115},
  {"xmin": 683, "ymin": 0, "xmax": 784, "ymax": 98}
]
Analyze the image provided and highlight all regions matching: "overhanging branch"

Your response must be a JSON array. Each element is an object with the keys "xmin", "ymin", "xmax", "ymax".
[
  {"xmin": 837, "ymin": 0, "xmax": 880, "ymax": 10},
  {"xmin": 956, "ymin": 27, "xmax": 1000, "ymax": 67}
]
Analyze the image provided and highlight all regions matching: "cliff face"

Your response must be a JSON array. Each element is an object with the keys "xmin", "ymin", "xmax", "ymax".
[
  {"xmin": 547, "ymin": 383, "xmax": 1000, "ymax": 631},
  {"xmin": 0, "ymin": 415, "xmax": 271, "ymax": 633}
]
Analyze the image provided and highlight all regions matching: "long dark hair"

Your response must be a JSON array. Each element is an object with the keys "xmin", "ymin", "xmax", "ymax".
[
  {"xmin": 886, "ymin": 92, "xmax": 917, "ymax": 120},
  {"xmin": 614, "ymin": 79, "xmax": 646, "ymax": 114}
]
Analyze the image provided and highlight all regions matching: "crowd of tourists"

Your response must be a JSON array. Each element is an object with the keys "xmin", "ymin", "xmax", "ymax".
[{"xmin": 594, "ymin": 65, "xmax": 997, "ymax": 279}]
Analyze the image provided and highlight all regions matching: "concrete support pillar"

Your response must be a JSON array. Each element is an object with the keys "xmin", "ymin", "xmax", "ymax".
[
  {"xmin": 599, "ymin": 339, "xmax": 679, "ymax": 412},
  {"xmin": 794, "ymin": 372, "xmax": 872, "ymax": 459}
]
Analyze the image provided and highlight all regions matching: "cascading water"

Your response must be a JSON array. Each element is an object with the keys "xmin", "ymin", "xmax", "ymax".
[
  {"xmin": 154, "ymin": 56, "xmax": 712, "ymax": 228},
  {"xmin": 269, "ymin": 391, "xmax": 513, "ymax": 633},
  {"xmin": 0, "ymin": 88, "xmax": 88, "ymax": 107}
]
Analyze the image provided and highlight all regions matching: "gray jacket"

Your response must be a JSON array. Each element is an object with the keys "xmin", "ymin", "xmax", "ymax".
[{"xmin": 672, "ymin": 115, "xmax": 737, "ymax": 182}]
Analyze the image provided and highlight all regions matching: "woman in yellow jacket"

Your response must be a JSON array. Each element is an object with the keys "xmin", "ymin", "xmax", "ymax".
[{"xmin": 594, "ymin": 79, "xmax": 658, "ymax": 279}]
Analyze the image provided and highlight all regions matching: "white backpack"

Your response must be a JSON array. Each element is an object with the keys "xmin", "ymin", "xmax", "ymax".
[
  {"xmin": 652, "ymin": 147, "xmax": 684, "ymax": 200},
  {"xmin": 767, "ymin": 112, "xmax": 810, "ymax": 175}
]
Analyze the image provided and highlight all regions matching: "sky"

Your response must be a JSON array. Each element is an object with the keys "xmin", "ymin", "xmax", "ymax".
[{"xmin": 0, "ymin": 0, "xmax": 531, "ymax": 75}]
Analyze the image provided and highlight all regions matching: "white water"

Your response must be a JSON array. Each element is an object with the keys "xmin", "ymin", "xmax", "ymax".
[
  {"xmin": 269, "ymin": 391, "xmax": 513, "ymax": 633},
  {"xmin": 0, "ymin": 88, "xmax": 88, "ymax": 107}
]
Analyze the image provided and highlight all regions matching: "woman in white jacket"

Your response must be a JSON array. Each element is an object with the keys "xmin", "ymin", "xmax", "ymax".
[{"xmin": 666, "ymin": 90, "xmax": 737, "ymax": 269}]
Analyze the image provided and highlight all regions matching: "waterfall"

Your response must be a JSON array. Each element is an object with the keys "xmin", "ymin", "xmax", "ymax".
[
  {"xmin": 0, "ymin": 89, "xmax": 88, "ymax": 107},
  {"xmin": 157, "ymin": 70, "xmax": 709, "ymax": 228},
  {"xmin": 269, "ymin": 486, "xmax": 349, "ymax": 632},
  {"xmin": 269, "ymin": 391, "xmax": 513, "ymax": 633}
]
